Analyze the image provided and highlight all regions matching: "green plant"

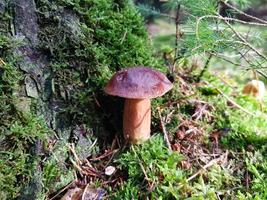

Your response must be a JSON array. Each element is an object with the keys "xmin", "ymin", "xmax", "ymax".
[
  {"xmin": 114, "ymin": 135, "xmax": 185, "ymax": 199},
  {"xmin": 0, "ymin": 0, "xmax": 162, "ymax": 198},
  {"xmin": 111, "ymin": 0, "xmax": 267, "ymax": 199},
  {"xmin": 0, "ymin": 34, "xmax": 50, "ymax": 199}
]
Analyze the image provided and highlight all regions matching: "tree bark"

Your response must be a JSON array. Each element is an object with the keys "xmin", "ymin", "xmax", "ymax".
[{"xmin": 12, "ymin": 0, "xmax": 49, "ymax": 199}]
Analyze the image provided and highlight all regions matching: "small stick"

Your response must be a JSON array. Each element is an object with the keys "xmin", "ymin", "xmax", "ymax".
[
  {"xmin": 90, "ymin": 150, "xmax": 116, "ymax": 161},
  {"xmin": 222, "ymin": 18, "xmax": 267, "ymax": 61},
  {"xmin": 92, "ymin": 92, "xmax": 101, "ymax": 107},
  {"xmin": 68, "ymin": 143, "xmax": 83, "ymax": 165},
  {"xmin": 222, "ymin": 1, "xmax": 267, "ymax": 25},
  {"xmin": 174, "ymin": 4, "xmax": 181, "ymax": 61},
  {"xmin": 69, "ymin": 158, "xmax": 83, "ymax": 174},
  {"xmin": 132, "ymin": 146, "xmax": 151, "ymax": 183},
  {"xmin": 49, "ymin": 181, "xmax": 74, "ymax": 200},
  {"xmin": 187, "ymin": 151, "xmax": 228, "ymax": 182},
  {"xmin": 203, "ymin": 81, "xmax": 255, "ymax": 116},
  {"xmin": 104, "ymin": 149, "xmax": 119, "ymax": 168},
  {"xmin": 157, "ymin": 107, "xmax": 172, "ymax": 151},
  {"xmin": 0, "ymin": 58, "xmax": 6, "ymax": 66},
  {"xmin": 88, "ymin": 139, "xmax": 98, "ymax": 151},
  {"xmin": 197, "ymin": 54, "xmax": 213, "ymax": 82},
  {"xmin": 120, "ymin": 30, "xmax": 128, "ymax": 44},
  {"xmin": 215, "ymin": 87, "xmax": 255, "ymax": 116},
  {"xmin": 82, "ymin": 184, "xmax": 90, "ymax": 200},
  {"xmin": 212, "ymin": 73, "xmax": 236, "ymax": 89},
  {"xmin": 210, "ymin": 53, "xmax": 267, "ymax": 79}
]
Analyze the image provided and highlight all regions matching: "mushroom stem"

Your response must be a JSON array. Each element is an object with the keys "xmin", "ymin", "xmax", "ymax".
[{"xmin": 123, "ymin": 98, "xmax": 151, "ymax": 144}]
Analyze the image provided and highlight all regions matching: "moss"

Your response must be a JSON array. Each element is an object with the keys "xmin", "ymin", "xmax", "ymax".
[
  {"xmin": 0, "ymin": 64, "xmax": 49, "ymax": 199},
  {"xmin": 1, "ymin": 0, "xmax": 159, "ymax": 198},
  {"xmin": 0, "ymin": 61, "xmax": 49, "ymax": 199},
  {"xmin": 42, "ymin": 140, "xmax": 75, "ymax": 192},
  {"xmin": 114, "ymin": 136, "xmax": 184, "ymax": 199},
  {"xmin": 35, "ymin": 0, "xmax": 159, "ymax": 132},
  {"xmin": 113, "ymin": 71, "xmax": 267, "ymax": 199}
]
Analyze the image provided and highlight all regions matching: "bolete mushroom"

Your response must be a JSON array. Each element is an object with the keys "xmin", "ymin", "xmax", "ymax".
[
  {"xmin": 104, "ymin": 66, "xmax": 173, "ymax": 144},
  {"xmin": 242, "ymin": 80, "xmax": 265, "ymax": 100}
]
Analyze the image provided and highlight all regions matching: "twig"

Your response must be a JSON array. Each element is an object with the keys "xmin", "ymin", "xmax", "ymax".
[
  {"xmin": 0, "ymin": 58, "xmax": 6, "ymax": 66},
  {"xmin": 174, "ymin": 3, "xmax": 181, "ymax": 62},
  {"xmin": 68, "ymin": 143, "xmax": 82, "ymax": 165},
  {"xmin": 90, "ymin": 150, "xmax": 117, "ymax": 161},
  {"xmin": 49, "ymin": 181, "xmax": 74, "ymax": 200},
  {"xmin": 221, "ymin": 1, "xmax": 267, "ymax": 25},
  {"xmin": 187, "ymin": 151, "xmax": 228, "ymax": 181},
  {"xmin": 197, "ymin": 54, "xmax": 213, "ymax": 82},
  {"xmin": 210, "ymin": 52, "xmax": 267, "ymax": 77},
  {"xmin": 222, "ymin": 17, "xmax": 267, "ymax": 61},
  {"xmin": 157, "ymin": 107, "xmax": 172, "ymax": 152},
  {"xmin": 219, "ymin": 92, "xmax": 254, "ymax": 116},
  {"xmin": 187, "ymin": 157, "xmax": 219, "ymax": 181},
  {"xmin": 131, "ymin": 146, "xmax": 151, "ymax": 183},
  {"xmin": 210, "ymin": 83, "xmax": 255, "ymax": 116},
  {"xmin": 238, "ymin": 50, "xmax": 256, "ymax": 69},
  {"xmin": 82, "ymin": 184, "xmax": 90, "ymax": 200},
  {"xmin": 222, "ymin": 16, "xmax": 267, "ymax": 26},
  {"xmin": 92, "ymin": 92, "xmax": 101, "ymax": 107},
  {"xmin": 104, "ymin": 149, "xmax": 119, "ymax": 168},
  {"xmin": 120, "ymin": 30, "xmax": 128, "ymax": 44},
  {"xmin": 196, "ymin": 15, "xmax": 267, "ymax": 40},
  {"xmin": 195, "ymin": 14, "xmax": 267, "ymax": 61},
  {"xmin": 237, "ymin": 51, "xmax": 267, "ymax": 79},
  {"xmin": 89, "ymin": 139, "xmax": 98, "ymax": 151},
  {"xmin": 70, "ymin": 158, "xmax": 84, "ymax": 173},
  {"xmin": 165, "ymin": 110, "xmax": 175, "ymax": 123},
  {"xmin": 212, "ymin": 73, "xmax": 235, "ymax": 89},
  {"xmin": 210, "ymin": 51, "xmax": 267, "ymax": 80},
  {"xmin": 255, "ymin": 69, "xmax": 267, "ymax": 79}
]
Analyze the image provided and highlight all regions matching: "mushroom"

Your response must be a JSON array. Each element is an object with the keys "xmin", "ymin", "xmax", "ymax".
[
  {"xmin": 104, "ymin": 66, "xmax": 173, "ymax": 144},
  {"xmin": 242, "ymin": 80, "xmax": 265, "ymax": 100}
]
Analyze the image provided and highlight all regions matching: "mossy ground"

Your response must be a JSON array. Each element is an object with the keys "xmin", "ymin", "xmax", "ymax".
[
  {"xmin": 110, "ymin": 65, "xmax": 267, "ymax": 199},
  {"xmin": 107, "ymin": 17, "xmax": 267, "ymax": 199}
]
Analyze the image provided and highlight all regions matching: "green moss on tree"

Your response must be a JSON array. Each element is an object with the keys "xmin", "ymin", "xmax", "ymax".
[{"xmin": 0, "ymin": 0, "xmax": 158, "ymax": 198}]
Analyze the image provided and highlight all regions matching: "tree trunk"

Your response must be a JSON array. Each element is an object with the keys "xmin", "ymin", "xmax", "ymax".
[
  {"xmin": 11, "ymin": 0, "xmax": 51, "ymax": 198},
  {"xmin": 1, "ymin": 0, "xmax": 153, "ymax": 198}
]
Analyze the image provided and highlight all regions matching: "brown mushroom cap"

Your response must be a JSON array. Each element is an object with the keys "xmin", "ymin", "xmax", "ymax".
[{"xmin": 104, "ymin": 66, "xmax": 173, "ymax": 99}]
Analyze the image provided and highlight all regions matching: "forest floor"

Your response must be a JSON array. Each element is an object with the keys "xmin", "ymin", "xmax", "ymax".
[
  {"xmin": 54, "ymin": 20, "xmax": 267, "ymax": 200},
  {"xmin": 1, "ymin": 1, "xmax": 266, "ymax": 197}
]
